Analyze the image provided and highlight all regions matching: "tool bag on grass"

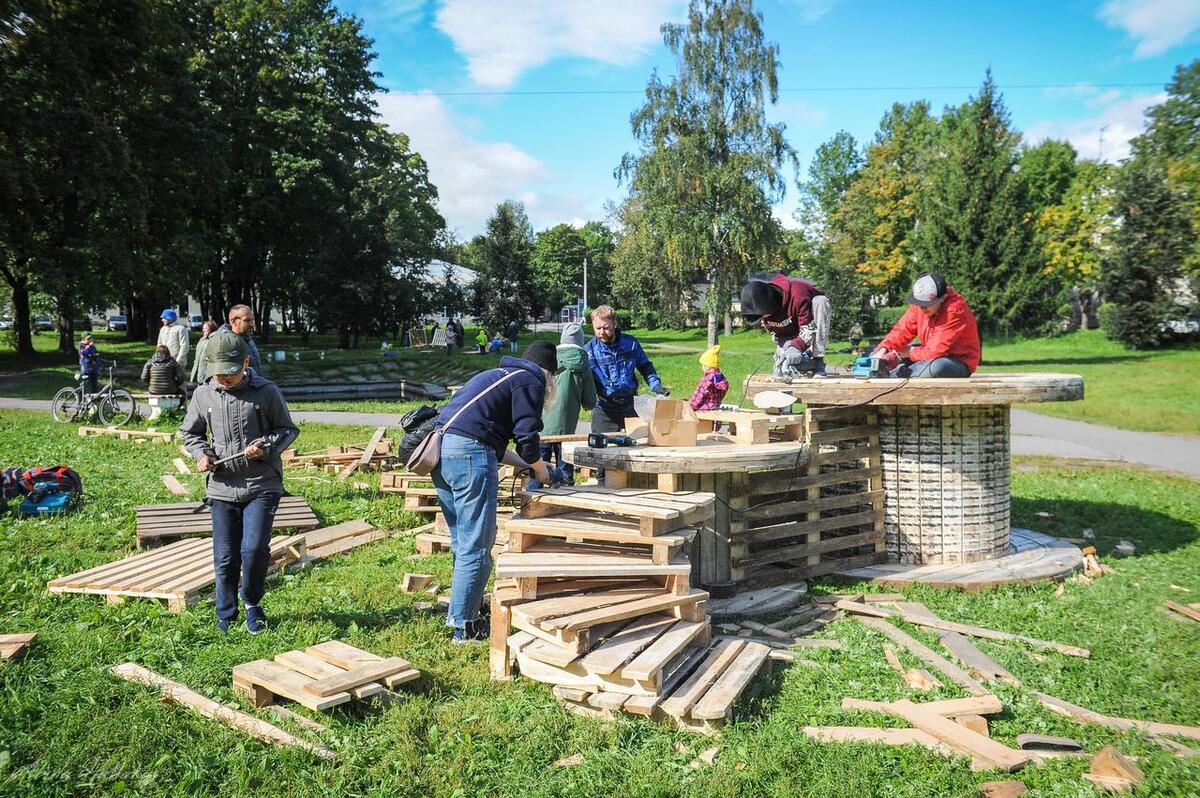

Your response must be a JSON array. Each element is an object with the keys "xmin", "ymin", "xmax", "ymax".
[
  {"xmin": 402, "ymin": 369, "xmax": 518, "ymax": 476},
  {"xmin": 1, "ymin": 465, "xmax": 83, "ymax": 515}
]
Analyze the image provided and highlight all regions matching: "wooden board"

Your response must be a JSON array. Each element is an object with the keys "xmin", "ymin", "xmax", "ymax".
[
  {"xmin": 744, "ymin": 373, "xmax": 1085, "ymax": 406},
  {"xmin": 48, "ymin": 535, "xmax": 306, "ymax": 611},
  {"xmin": 496, "ymin": 541, "xmax": 693, "ymax": 579},
  {"xmin": 519, "ymin": 485, "xmax": 715, "ymax": 524},
  {"xmin": 565, "ymin": 439, "xmax": 808, "ymax": 475},
  {"xmin": 301, "ymin": 657, "xmax": 410, "ymax": 697},
  {"xmin": 337, "ymin": 426, "xmax": 388, "ymax": 481},
  {"xmin": 0, "ymin": 632, "xmax": 36, "ymax": 663},
  {"xmin": 80, "ymin": 426, "xmax": 174, "ymax": 443},
  {"xmin": 854, "ymin": 616, "xmax": 989, "ymax": 696},
  {"xmin": 1031, "ymin": 691, "xmax": 1200, "ymax": 742},
  {"xmin": 1164, "ymin": 600, "xmax": 1200, "ymax": 624},
  {"xmin": 113, "ymin": 662, "xmax": 333, "ymax": 758},
  {"xmin": 690, "ymin": 641, "xmax": 770, "ymax": 721},
  {"xmin": 160, "ymin": 474, "xmax": 190, "ymax": 497},
  {"xmin": 135, "ymin": 496, "xmax": 320, "ymax": 547},
  {"xmin": 842, "ymin": 695, "xmax": 1005, "ymax": 717},
  {"xmin": 879, "ymin": 699, "xmax": 1032, "ymax": 772}
]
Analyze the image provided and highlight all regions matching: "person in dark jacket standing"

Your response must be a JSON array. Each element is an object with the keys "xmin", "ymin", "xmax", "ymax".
[
  {"xmin": 78, "ymin": 334, "xmax": 100, "ymax": 394},
  {"xmin": 433, "ymin": 341, "xmax": 555, "ymax": 643},
  {"xmin": 740, "ymin": 273, "xmax": 832, "ymax": 377},
  {"xmin": 583, "ymin": 305, "xmax": 668, "ymax": 438},
  {"xmin": 181, "ymin": 331, "xmax": 299, "ymax": 634},
  {"xmin": 141, "ymin": 346, "xmax": 187, "ymax": 397},
  {"xmin": 217, "ymin": 304, "xmax": 263, "ymax": 374},
  {"xmin": 529, "ymin": 323, "xmax": 596, "ymax": 488}
]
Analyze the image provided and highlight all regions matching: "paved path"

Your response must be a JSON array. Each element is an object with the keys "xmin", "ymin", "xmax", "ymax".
[{"xmin": 4, "ymin": 397, "xmax": 1196, "ymax": 478}]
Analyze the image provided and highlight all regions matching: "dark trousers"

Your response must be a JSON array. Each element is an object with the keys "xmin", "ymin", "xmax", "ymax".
[
  {"xmin": 591, "ymin": 400, "xmax": 635, "ymax": 480},
  {"xmin": 83, "ymin": 373, "xmax": 99, "ymax": 393},
  {"xmin": 210, "ymin": 491, "xmax": 280, "ymax": 621}
]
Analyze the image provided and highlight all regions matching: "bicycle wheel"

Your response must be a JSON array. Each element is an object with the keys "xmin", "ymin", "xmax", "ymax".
[
  {"xmin": 98, "ymin": 389, "xmax": 136, "ymax": 426},
  {"xmin": 51, "ymin": 387, "xmax": 84, "ymax": 422}
]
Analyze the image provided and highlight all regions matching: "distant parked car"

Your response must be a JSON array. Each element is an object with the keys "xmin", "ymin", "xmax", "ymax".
[
  {"xmin": 33, "ymin": 315, "xmax": 53, "ymax": 331},
  {"xmin": 107, "ymin": 315, "xmax": 127, "ymax": 331},
  {"xmin": 0, "ymin": 318, "xmax": 12, "ymax": 330},
  {"xmin": 188, "ymin": 314, "xmax": 203, "ymax": 331}
]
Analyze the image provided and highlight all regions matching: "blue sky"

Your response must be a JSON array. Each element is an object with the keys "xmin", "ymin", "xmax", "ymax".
[{"xmin": 338, "ymin": 0, "xmax": 1199, "ymax": 238}]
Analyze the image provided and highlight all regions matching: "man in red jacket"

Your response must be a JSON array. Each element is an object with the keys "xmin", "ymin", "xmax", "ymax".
[
  {"xmin": 874, "ymin": 272, "xmax": 980, "ymax": 378},
  {"xmin": 740, "ymin": 273, "xmax": 832, "ymax": 377}
]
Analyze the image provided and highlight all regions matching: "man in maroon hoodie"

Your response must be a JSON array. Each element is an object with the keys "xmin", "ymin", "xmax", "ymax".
[{"xmin": 739, "ymin": 273, "xmax": 832, "ymax": 377}]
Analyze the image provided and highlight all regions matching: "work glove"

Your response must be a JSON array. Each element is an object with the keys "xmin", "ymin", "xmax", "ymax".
[
  {"xmin": 782, "ymin": 344, "xmax": 809, "ymax": 366},
  {"xmin": 653, "ymin": 384, "xmax": 671, "ymax": 397}
]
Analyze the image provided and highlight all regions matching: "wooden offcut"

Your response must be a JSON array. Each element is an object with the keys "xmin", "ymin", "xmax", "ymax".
[
  {"xmin": 1164, "ymin": 599, "xmax": 1200, "ymax": 624},
  {"xmin": 160, "ymin": 474, "xmax": 189, "ymax": 497},
  {"xmin": 338, "ymin": 426, "xmax": 388, "ymax": 480},
  {"xmin": 112, "ymin": 662, "xmax": 333, "ymax": 758},
  {"xmin": 80, "ymin": 426, "xmax": 174, "ymax": 443},
  {"xmin": 874, "ymin": 699, "xmax": 1032, "ymax": 772},
  {"xmin": 0, "ymin": 632, "xmax": 36, "ymax": 663},
  {"xmin": 1083, "ymin": 745, "xmax": 1145, "ymax": 792},
  {"xmin": 1031, "ymin": 691, "xmax": 1200, "ymax": 741}
]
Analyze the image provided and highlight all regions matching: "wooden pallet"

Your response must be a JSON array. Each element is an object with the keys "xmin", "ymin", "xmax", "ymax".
[
  {"xmin": 506, "ymin": 511, "xmax": 698, "ymax": 565},
  {"xmin": 135, "ymin": 495, "xmax": 320, "ymax": 547},
  {"xmin": 233, "ymin": 640, "xmax": 419, "ymax": 712},
  {"xmin": 48, "ymin": 535, "xmax": 307, "ymax": 611},
  {"xmin": 403, "ymin": 488, "xmax": 441, "ymax": 515},
  {"xmin": 693, "ymin": 410, "xmax": 806, "ymax": 445},
  {"xmin": 0, "ymin": 633, "xmax": 36, "ymax": 663},
  {"xmin": 299, "ymin": 520, "xmax": 387, "ymax": 563},
  {"xmin": 543, "ymin": 636, "xmax": 771, "ymax": 733},
  {"xmin": 518, "ymin": 486, "xmax": 715, "ymax": 535},
  {"xmin": 506, "ymin": 582, "xmax": 708, "ymax": 655},
  {"xmin": 79, "ymin": 426, "xmax": 174, "ymax": 443},
  {"xmin": 730, "ymin": 405, "xmax": 885, "ymax": 583},
  {"xmin": 380, "ymin": 471, "xmax": 431, "ymax": 493}
]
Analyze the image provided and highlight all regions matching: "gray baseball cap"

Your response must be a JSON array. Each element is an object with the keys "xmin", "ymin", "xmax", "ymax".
[{"xmin": 205, "ymin": 331, "xmax": 248, "ymax": 375}]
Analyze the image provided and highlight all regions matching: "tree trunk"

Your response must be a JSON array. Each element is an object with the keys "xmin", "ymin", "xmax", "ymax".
[
  {"xmin": 707, "ymin": 309, "xmax": 719, "ymax": 348},
  {"xmin": 55, "ymin": 294, "xmax": 74, "ymax": 352},
  {"xmin": 723, "ymin": 313, "xmax": 732, "ymax": 337},
  {"xmin": 10, "ymin": 276, "xmax": 34, "ymax": 357},
  {"xmin": 338, "ymin": 325, "xmax": 350, "ymax": 349}
]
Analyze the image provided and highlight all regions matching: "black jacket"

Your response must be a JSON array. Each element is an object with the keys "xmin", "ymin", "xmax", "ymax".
[
  {"xmin": 141, "ymin": 353, "xmax": 186, "ymax": 396},
  {"xmin": 437, "ymin": 356, "xmax": 545, "ymax": 463}
]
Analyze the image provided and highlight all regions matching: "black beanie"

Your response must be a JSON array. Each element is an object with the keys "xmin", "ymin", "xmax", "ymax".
[
  {"xmin": 523, "ymin": 340, "xmax": 558, "ymax": 374},
  {"xmin": 740, "ymin": 280, "xmax": 783, "ymax": 322}
]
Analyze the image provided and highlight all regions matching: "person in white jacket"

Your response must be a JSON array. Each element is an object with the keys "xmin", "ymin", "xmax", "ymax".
[{"xmin": 157, "ymin": 309, "xmax": 190, "ymax": 369}]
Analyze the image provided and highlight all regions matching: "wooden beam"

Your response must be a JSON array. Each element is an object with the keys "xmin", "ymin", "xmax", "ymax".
[
  {"xmin": 112, "ymin": 663, "xmax": 333, "ymax": 758},
  {"xmin": 842, "ymin": 695, "xmax": 1004, "ymax": 717},
  {"xmin": 1164, "ymin": 600, "xmax": 1200, "ymax": 624},
  {"xmin": 854, "ymin": 616, "xmax": 989, "ymax": 696},
  {"xmin": 1031, "ymin": 691, "xmax": 1200, "ymax": 741},
  {"xmin": 880, "ymin": 699, "xmax": 1032, "ymax": 772}
]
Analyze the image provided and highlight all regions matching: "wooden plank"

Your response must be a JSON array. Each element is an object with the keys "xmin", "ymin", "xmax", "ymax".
[
  {"xmin": 882, "ymin": 699, "xmax": 1032, "ymax": 772},
  {"xmin": 580, "ymin": 614, "xmax": 677, "ymax": 675},
  {"xmin": 802, "ymin": 726, "xmax": 958, "ymax": 757},
  {"xmin": 514, "ymin": 588, "xmax": 665, "ymax": 625},
  {"xmin": 691, "ymin": 642, "xmax": 770, "ymax": 721},
  {"xmin": 274, "ymin": 651, "xmax": 386, "ymax": 701},
  {"xmin": 112, "ymin": 663, "xmax": 333, "ymax": 759},
  {"xmin": 1164, "ymin": 600, "xmax": 1200, "ymax": 624},
  {"xmin": 172, "ymin": 458, "xmax": 191, "ymax": 475},
  {"xmin": 841, "ymin": 695, "xmax": 1004, "ymax": 717},
  {"xmin": 747, "ymin": 510, "xmax": 879, "ymax": 545},
  {"xmin": 1030, "ymin": 691, "xmax": 1200, "ymax": 741},
  {"xmin": 161, "ymin": 475, "xmax": 189, "ymax": 496},
  {"xmin": 0, "ymin": 632, "xmax": 36, "ymax": 662},
  {"xmin": 621, "ymin": 620, "xmax": 708, "ymax": 681},
  {"xmin": 891, "ymin": 607, "xmax": 1090, "ymax": 659},
  {"xmin": 550, "ymin": 590, "xmax": 707, "ymax": 633},
  {"xmin": 854, "ymin": 616, "xmax": 989, "ymax": 696},
  {"xmin": 495, "ymin": 544, "xmax": 692, "ymax": 579},
  {"xmin": 302, "ymin": 520, "xmax": 375, "ymax": 548},
  {"xmin": 301, "ymin": 657, "xmax": 409, "ymax": 697},
  {"xmin": 744, "ymin": 490, "xmax": 883, "ymax": 523},
  {"xmin": 938, "ymin": 630, "xmax": 1022, "ymax": 687},
  {"xmin": 262, "ymin": 704, "xmax": 328, "ymax": 734}
]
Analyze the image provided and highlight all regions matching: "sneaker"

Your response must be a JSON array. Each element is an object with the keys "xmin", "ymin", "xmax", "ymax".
[
  {"xmin": 811, "ymin": 358, "xmax": 827, "ymax": 378},
  {"xmin": 451, "ymin": 618, "xmax": 489, "ymax": 645},
  {"xmin": 245, "ymin": 605, "xmax": 268, "ymax": 635},
  {"xmin": 217, "ymin": 618, "xmax": 233, "ymax": 634}
]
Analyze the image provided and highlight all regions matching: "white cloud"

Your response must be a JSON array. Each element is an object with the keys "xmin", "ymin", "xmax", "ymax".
[
  {"xmin": 348, "ymin": 0, "xmax": 427, "ymax": 34},
  {"xmin": 375, "ymin": 91, "xmax": 547, "ymax": 234},
  {"xmin": 1099, "ymin": 0, "xmax": 1200, "ymax": 58},
  {"xmin": 1025, "ymin": 91, "xmax": 1166, "ymax": 162},
  {"xmin": 771, "ymin": 98, "xmax": 829, "ymax": 130},
  {"xmin": 781, "ymin": 0, "xmax": 842, "ymax": 23},
  {"xmin": 1043, "ymin": 82, "xmax": 1100, "ymax": 100},
  {"xmin": 434, "ymin": 0, "xmax": 680, "ymax": 88}
]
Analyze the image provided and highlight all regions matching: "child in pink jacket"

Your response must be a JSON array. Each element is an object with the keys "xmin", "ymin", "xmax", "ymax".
[{"xmin": 688, "ymin": 345, "xmax": 729, "ymax": 412}]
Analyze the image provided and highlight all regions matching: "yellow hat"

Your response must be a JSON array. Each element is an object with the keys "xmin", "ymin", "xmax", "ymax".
[{"xmin": 699, "ymin": 345, "xmax": 720, "ymax": 369}]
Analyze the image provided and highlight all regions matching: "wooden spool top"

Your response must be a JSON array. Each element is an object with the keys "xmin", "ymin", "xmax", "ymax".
[
  {"xmin": 744, "ymin": 372, "xmax": 1084, "ymax": 406},
  {"xmin": 565, "ymin": 438, "xmax": 808, "ymax": 474}
]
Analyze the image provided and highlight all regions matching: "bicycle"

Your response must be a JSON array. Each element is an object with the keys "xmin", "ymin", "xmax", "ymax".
[{"xmin": 51, "ymin": 360, "xmax": 137, "ymax": 426}]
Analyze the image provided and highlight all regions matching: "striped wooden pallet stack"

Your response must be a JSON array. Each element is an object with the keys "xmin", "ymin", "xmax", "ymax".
[
  {"xmin": 490, "ymin": 486, "xmax": 772, "ymax": 733},
  {"xmin": 280, "ymin": 436, "xmax": 395, "ymax": 472},
  {"xmin": 730, "ymin": 405, "xmax": 885, "ymax": 583},
  {"xmin": 79, "ymin": 426, "xmax": 175, "ymax": 443},
  {"xmin": 135, "ymin": 496, "xmax": 321, "ymax": 548}
]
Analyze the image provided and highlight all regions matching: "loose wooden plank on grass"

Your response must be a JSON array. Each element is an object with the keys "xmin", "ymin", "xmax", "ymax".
[
  {"xmin": 161, "ymin": 475, "xmax": 189, "ymax": 496},
  {"xmin": 301, "ymin": 657, "xmax": 409, "ymax": 697},
  {"xmin": 112, "ymin": 662, "xmax": 333, "ymax": 758},
  {"xmin": 880, "ymin": 699, "xmax": 1032, "ymax": 772},
  {"xmin": 854, "ymin": 616, "xmax": 988, "ymax": 696},
  {"xmin": 842, "ymin": 695, "xmax": 1004, "ymax": 717},
  {"xmin": 172, "ymin": 458, "xmax": 191, "ymax": 474},
  {"xmin": 0, "ymin": 633, "xmax": 36, "ymax": 663},
  {"xmin": 1031, "ymin": 691, "xmax": 1200, "ymax": 741},
  {"xmin": 1164, "ymin": 600, "xmax": 1200, "ymax": 624}
]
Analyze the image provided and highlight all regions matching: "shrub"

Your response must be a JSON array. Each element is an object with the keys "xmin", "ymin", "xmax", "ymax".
[
  {"xmin": 874, "ymin": 306, "xmax": 907, "ymax": 334},
  {"xmin": 1096, "ymin": 302, "xmax": 1117, "ymax": 331}
]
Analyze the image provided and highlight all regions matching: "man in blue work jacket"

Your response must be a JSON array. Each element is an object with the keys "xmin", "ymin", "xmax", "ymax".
[{"xmin": 584, "ymin": 305, "xmax": 670, "ymax": 437}]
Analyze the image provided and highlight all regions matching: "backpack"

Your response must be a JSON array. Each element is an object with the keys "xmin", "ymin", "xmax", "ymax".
[
  {"xmin": 397, "ymin": 405, "xmax": 441, "ymax": 465},
  {"xmin": 1, "ymin": 465, "xmax": 83, "ymax": 514}
]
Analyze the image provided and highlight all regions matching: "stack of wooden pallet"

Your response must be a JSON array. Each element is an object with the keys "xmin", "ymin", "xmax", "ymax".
[
  {"xmin": 383, "ymin": 467, "xmax": 525, "ymax": 555},
  {"xmin": 693, "ymin": 409, "xmax": 806, "ymax": 444},
  {"xmin": 281, "ymin": 427, "xmax": 394, "ymax": 475},
  {"xmin": 490, "ymin": 486, "xmax": 772, "ymax": 733},
  {"xmin": 135, "ymin": 496, "xmax": 320, "ymax": 548}
]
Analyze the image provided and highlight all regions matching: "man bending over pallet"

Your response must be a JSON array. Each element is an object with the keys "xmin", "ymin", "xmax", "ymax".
[
  {"xmin": 873, "ymin": 272, "xmax": 981, "ymax": 378},
  {"xmin": 182, "ymin": 331, "xmax": 299, "ymax": 634}
]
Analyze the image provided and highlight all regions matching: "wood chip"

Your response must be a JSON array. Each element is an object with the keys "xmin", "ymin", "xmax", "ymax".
[
  {"xmin": 979, "ymin": 781, "xmax": 1026, "ymax": 798},
  {"xmin": 553, "ymin": 753, "xmax": 584, "ymax": 768},
  {"xmin": 688, "ymin": 747, "xmax": 719, "ymax": 769},
  {"xmin": 1083, "ymin": 745, "xmax": 1144, "ymax": 792}
]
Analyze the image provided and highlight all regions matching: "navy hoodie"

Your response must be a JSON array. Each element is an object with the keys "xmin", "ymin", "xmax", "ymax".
[{"xmin": 437, "ymin": 356, "xmax": 546, "ymax": 464}]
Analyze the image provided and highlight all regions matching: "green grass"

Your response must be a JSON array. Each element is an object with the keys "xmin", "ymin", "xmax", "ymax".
[
  {"xmin": 1, "ymin": 411, "xmax": 1198, "ymax": 796},
  {"xmin": 3, "ymin": 327, "xmax": 1198, "ymax": 435}
]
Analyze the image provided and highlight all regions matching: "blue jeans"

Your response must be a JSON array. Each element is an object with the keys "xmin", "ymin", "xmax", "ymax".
[
  {"xmin": 432, "ymin": 433, "xmax": 498, "ymax": 628},
  {"xmin": 527, "ymin": 442, "xmax": 572, "ymax": 489},
  {"xmin": 892, "ymin": 356, "xmax": 970, "ymax": 378},
  {"xmin": 210, "ymin": 491, "xmax": 280, "ymax": 621}
]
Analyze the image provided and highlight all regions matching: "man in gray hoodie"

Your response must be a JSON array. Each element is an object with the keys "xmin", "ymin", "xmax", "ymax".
[{"xmin": 181, "ymin": 331, "xmax": 299, "ymax": 633}]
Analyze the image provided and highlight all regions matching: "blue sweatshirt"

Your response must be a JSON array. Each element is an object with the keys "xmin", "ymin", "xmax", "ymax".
[
  {"xmin": 583, "ymin": 332, "xmax": 663, "ymax": 408},
  {"xmin": 437, "ymin": 356, "xmax": 546, "ymax": 464}
]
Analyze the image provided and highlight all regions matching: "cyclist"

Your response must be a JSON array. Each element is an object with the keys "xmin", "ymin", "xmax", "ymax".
[{"xmin": 78, "ymin": 334, "xmax": 100, "ymax": 394}]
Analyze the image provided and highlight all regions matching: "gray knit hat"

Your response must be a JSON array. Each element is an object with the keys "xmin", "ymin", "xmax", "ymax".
[{"xmin": 560, "ymin": 323, "xmax": 583, "ymax": 346}]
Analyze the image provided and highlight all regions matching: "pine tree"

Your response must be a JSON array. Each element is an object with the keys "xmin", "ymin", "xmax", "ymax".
[
  {"xmin": 1101, "ymin": 158, "xmax": 1190, "ymax": 349},
  {"xmin": 474, "ymin": 201, "xmax": 535, "ymax": 333},
  {"xmin": 912, "ymin": 73, "xmax": 1056, "ymax": 334}
]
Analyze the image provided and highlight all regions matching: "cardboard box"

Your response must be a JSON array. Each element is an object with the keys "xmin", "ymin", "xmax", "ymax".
[{"xmin": 625, "ymin": 398, "xmax": 699, "ymax": 446}]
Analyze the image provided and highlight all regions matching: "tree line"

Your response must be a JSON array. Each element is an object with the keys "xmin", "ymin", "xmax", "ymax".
[{"xmin": 1, "ymin": 0, "xmax": 445, "ymax": 355}]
